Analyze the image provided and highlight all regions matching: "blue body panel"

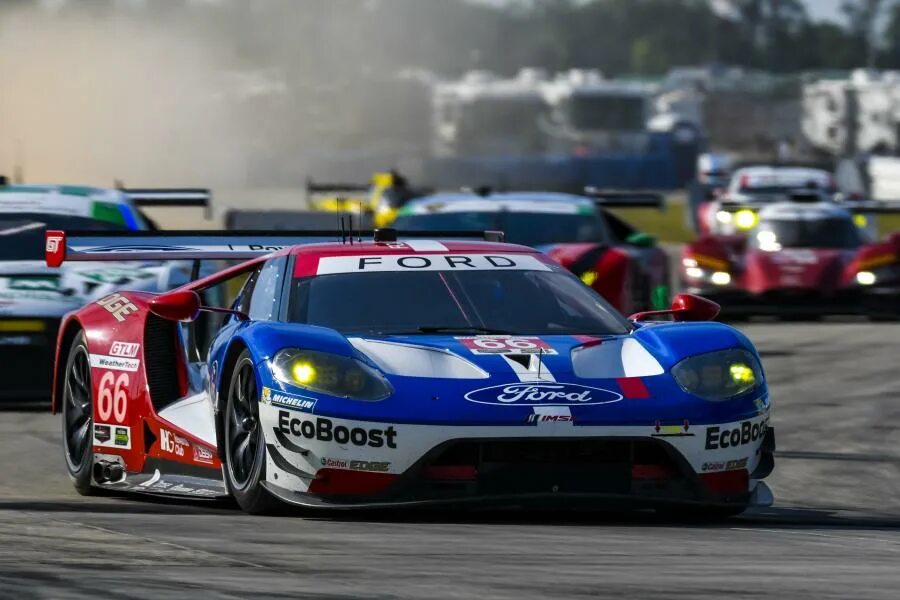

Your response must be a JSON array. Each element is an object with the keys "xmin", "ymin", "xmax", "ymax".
[{"xmin": 207, "ymin": 317, "xmax": 767, "ymax": 430}]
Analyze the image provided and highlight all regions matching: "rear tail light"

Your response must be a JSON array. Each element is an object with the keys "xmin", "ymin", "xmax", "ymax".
[
  {"xmin": 307, "ymin": 468, "xmax": 396, "ymax": 496},
  {"xmin": 699, "ymin": 469, "xmax": 748, "ymax": 496}
]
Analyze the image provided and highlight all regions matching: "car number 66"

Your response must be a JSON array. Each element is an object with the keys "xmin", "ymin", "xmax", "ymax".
[{"xmin": 98, "ymin": 371, "xmax": 129, "ymax": 423}]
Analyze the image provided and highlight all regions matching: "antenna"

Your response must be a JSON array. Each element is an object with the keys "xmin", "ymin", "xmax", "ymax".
[
  {"xmin": 357, "ymin": 199, "xmax": 363, "ymax": 243},
  {"xmin": 536, "ymin": 347, "xmax": 543, "ymax": 380}
]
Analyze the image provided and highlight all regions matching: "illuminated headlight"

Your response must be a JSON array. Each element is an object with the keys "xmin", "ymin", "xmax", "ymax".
[
  {"xmin": 711, "ymin": 271, "xmax": 731, "ymax": 286},
  {"xmin": 734, "ymin": 209, "xmax": 758, "ymax": 230},
  {"xmin": 270, "ymin": 348, "xmax": 392, "ymax": 401},
  {"xmin": 856, "ymin": 271, "xmax": 876, "ymax": 286},
  {"xmin": 672, "ymin": 349, "xmax": 763, "ymax": 402},
  {"xmin": 853, "ymin": 214, "xmax": 868, "ymax": 228},
  {"xmin": 715, "ymin": 210, "xmax": 733, "ymax": 224},
  {"xmin": 685, "ymin": 267, "xmax": 704, "ymax": 279}
]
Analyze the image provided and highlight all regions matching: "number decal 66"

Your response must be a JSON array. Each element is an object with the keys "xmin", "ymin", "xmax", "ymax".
[{"xmin": 97, "ymin": 371, "xmax": 129, "ymax": 423}]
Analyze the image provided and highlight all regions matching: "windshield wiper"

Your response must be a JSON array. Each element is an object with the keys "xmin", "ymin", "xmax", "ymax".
[{"xmin": 416, "ymin": 326, "xmax": 515, "ymax": 334}]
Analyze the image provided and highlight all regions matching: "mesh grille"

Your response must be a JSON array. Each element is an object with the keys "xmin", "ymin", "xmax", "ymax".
[{"xmin": 143, "ymin": 314, "xmax": 181, "ymax": 412}]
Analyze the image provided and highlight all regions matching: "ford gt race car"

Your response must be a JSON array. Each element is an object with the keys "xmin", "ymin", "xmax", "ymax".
[
  {"xmin": 681, "ymin": 199, "xmax": 900, "ymax": 318},
  {"xmin": 392, "ymin": 191, "xmax": 670, "ymax": 314},
  {"xmin": 0, "ymin": 183, "xmax": 209, "ymax": 400},
  {"xmin": 48, "ymin": 228, "xmax": 774, "ymax": 517}
]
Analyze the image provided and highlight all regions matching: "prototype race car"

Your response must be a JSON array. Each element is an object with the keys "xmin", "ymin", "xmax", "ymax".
[
  {"xmin": 49, "ymin": 228, "xmax": 774, "ymax": 516},
  {"xmin": 681, "ymin": 199, "xmax": 900, "ymax": 318},
  {"xmin": 0, "ymin": 183, "xmax": 209, "ymax": 400},
  {"xmin": 392, "ymin": 191, "xmax": 670, "ymax": 313},
  {"xmin": 695, "ymin": 165, "xmax": 835, "ymax": 236}
]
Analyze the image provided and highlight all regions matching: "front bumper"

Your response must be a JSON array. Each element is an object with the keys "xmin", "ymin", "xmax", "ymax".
[
  {"xmin": 684, "ymin": 286, "xmax": 887, "ymax": 317},
  {"xmin": 260, "ymin": 404, "xmax": 773, "ymax": 510}
]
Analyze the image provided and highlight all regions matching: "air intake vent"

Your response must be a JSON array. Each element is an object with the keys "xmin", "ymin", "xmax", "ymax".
[{"xmin": 144, "ymin": 314, "xmax": 181, "ymax": 412}]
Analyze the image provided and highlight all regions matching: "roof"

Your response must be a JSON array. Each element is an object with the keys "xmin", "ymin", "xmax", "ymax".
[
  {"xmin": 400, "ymin": 192, "xmax": 596, "ymax": 216},
  {"xmin": 757, "ymin": 201, "xmax": 852, "ymax": 221},
  {"xmin": 731, "ymin": 166, "xmax": 832, "ymax": 189},
  {"xmin": 289, "ymin": 239, "xmax": 536, "ymax": 257}
]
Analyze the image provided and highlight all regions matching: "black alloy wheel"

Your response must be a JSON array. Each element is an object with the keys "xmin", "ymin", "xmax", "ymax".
[{"xmin": 62, "ymin": 332, "xmax": 94, "ymax": 495}]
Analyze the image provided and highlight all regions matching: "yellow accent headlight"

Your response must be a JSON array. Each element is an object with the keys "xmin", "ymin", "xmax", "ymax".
[
  {"xmin": 853, "ymin": 214, "xmax": 868, "ymax": 228},
  {"xmin": 291, "ymin": 362, "xmax": 316, "ymax": 385},
  {"xmin": 729, "ymin": 363, "xmax": 756, "ymax": 385},
  {"xmin": 0, "ymin": 320, "xmax": 46, "ymax": 332},
  {"xmin": 580, "ymin": 271, "xmax": 598, "ymax": 286},
  {"xmin": 734, "ymin": 209, "xmax": 758, "ymax": 230}
]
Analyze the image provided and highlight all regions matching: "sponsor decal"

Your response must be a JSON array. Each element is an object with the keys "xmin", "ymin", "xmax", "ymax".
[
  {"xmin": 115, "ymin": 427, "xmax": 129, "ymax": 447},
  {"xmin": 316, "ymin": 253, "xmax": 551, "ymax": 275},
  {"xmin": 0, "ymin": 335, "xmax": 33, "ymax": 346},
  {"xmin": 193, "ymin": 444, "xmax": 214, "ymax": 464},
  {"xmin": 754, "ymin": 396, "xmax": 769, "ymax": 416},
  {"xmin": 95, "ymin": 424, "xmax": 131, "ymax": 449},
  {"xmin": 277, "ymin": 410, "xmax": 397, "ymax": 449},
  {"xmin": 159, "ymin": 428, "xmax": 190, "ymax": 458},
  {"xmin": 652, "ymin": 420, "xmax": 694, "ymax": 438},
  {"xmin": 464, "ymin": 383, "xmax": 622, "ymax": 407},
  {"xmin": 701, "ymin": 458, "xmax": 748, "ymax": 473},
  {"xmin": 458, "ymin": 336, "xmax": 557, "ymax": 355},
  {"xmin": 226, "ymin": 244, "xmax": 287, "ymax": 252},
  {"xmin": 526, "ymin": 413, "xmax": 575, "ymax": 424},
  {"xmin": 46, "ymin": 233, "xmax": 64, "ymax": 255},
  {"xmin": 260, "ymin": 386, "xmax": 316, "ymax": 412},
  {"xmin": 109, "ymin": 341, "xmax": 140, "ymax": 358},
  {"xmin": 90, "ymin": 354, "xmax": 140, "ymax": 372},
  {"xmin": 94, "ymin": 424, "xmax": 111, "ymax": 443},
  {"xmin": 96, "ymin": 293, "xmax": 138, "ymax": 322},
  {"xmin": 97, "ymin": 371, "xmax": 129, "ymax": 423},
  {"xmin": 705, "ymin": 420, "xmax": 768, "ymax": 450},
  {"xmin": 8, "ymin": 277, "xmax": 58, "ymax": 292},
  {"xmin": 320, "ymin": 457, "xmax": 391, "ymax": 473}
]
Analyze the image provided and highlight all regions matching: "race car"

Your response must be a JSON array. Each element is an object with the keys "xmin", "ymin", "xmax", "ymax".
[
  {"xmin": 681, "ymin": 199, "xmax": 900, "ymax": 318},
  {"xmin": 696, "ymin": 165, "xmax": 835, "ymax": 236},
  {"xmin": 391, "ymin": 190, "xmax": 670, "ymax": 314},
  {"xmin": 303, "ymin": 171, "xmax": 430, "ymax": 228},
  {"xmin": 49, "ymin": 228, "xmax": 774, "ymax": 517},
  {"xmin": 0, "ymin": 183, "xmax": 209, "ymax": 400}
]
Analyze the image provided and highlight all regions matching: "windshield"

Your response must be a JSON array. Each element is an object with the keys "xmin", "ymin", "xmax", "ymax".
[
  {"xmin": 567, "ymin": 94, "xmax": 646, "ymax": 131},
  {"xmin": 0, "ymin": 214, "xmax": 130, "ymax": 261},
  {"xmin": 289, "ymin": 268, "xmax": 630, "ymax": 336},
  {"xmin": 752, "ymin": 217, "xmax": 861, "ymax": 250},
  {"xmin": 393, "ymin": 211, "xmax": 607, "ymax": 247}
]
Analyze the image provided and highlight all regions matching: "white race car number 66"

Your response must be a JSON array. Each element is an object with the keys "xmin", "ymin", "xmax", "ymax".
[{"xmin": 98, "ymin": 371, "xmax": 129, "ymax": 423}]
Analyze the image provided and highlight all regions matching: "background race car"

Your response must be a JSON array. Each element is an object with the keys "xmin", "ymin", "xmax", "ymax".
[
  {"xmin": 48, "ymin": 229, "xmax": 773, "ymax": 517},
  {"xmin": 0, "ymin": 183, "xmax": 209, "ymax": 400},
  {"xmin": 681, "ymin": 199, "xmax": 900, "ymax": 319},
  {"xmin": 392, "ymin": 190, "xmax": 670, "ymax": 314}
]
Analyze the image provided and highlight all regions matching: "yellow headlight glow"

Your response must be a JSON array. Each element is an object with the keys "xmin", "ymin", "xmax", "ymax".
[
  {"xmin": 853, "ymin": 214, "xmax": 868, "ymax": 228},
  {"xmin": 729, "ymin": 363, "xmax": 756, "ymax": 385},
  {"xmin": 580, "ymin": 270, "xmax": 598, "ymax": 286},
  {"xmin": 735, "ymin": 209, "xmax": 758, "ymax": 230},
  {"xmin": 291, "ymin": 362, "xmax": 316, "ymax": 385}
]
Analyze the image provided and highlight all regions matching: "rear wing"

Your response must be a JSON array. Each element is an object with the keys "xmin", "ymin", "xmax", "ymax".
[
  {"xmin": 44, "ymin": 229, "xmax": 500, "ymax": 267},
  {"xmin": 122, "ymin": 188, "xmax": 212, "ymax": 219},
  {"xmin": 583, "ymin": 188, "xmax": 666, "ymax": 210},
  {"xmin": 304, "ymin": 178, "xmax": 371, "ymax": 200},
  {"xmin": 224, "ymin": 209, "xmax": 373, "ymax": 231}
]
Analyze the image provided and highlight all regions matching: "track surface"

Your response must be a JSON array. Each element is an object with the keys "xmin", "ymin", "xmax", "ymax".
[{"xmin": 1, "ymin": 322, "xmax": 899, "ymax": 599}]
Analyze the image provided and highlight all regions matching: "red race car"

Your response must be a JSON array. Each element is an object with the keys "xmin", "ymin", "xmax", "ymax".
[{"xmin": 681, "ymin": 199, "xmax": 900, "ymax": 319}]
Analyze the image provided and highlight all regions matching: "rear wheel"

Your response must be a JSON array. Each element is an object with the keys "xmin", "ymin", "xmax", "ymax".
[
  {"xmin": 61, "ymin": 332, "xmax": 94, "ymax": 495},
  {"xmin": 223, "ymin": 350, "xmax": 280, "ymax": 514}
]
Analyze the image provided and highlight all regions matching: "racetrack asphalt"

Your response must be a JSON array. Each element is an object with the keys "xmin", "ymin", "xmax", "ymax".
[{"xmin": 1, "ymin": 321, "xmax": 899, "ymax": 599}]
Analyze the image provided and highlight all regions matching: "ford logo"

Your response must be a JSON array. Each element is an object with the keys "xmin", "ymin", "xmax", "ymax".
[{"xmin": 464, "ymin": 382, "xmax": 623, "ymax": 407}]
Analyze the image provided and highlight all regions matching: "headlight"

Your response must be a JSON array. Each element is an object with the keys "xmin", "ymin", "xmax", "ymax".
[
  {"xmin": 671, "ymin": 349, "xmax": 762, "ymax": 402},
  {"xmin": 270, "ymin": 348, "xmax": 392, "ymax": 401},
  {"xmin": 734, "ymin": 209, "xmax": 758, "ymax": 230},
  {"xmin": 856, "ymin": 271, "xmax": 876, "ymax": 285},
  {"xmin": 715, "ymin": 210, "xmax": 732, "ymax": 224}
]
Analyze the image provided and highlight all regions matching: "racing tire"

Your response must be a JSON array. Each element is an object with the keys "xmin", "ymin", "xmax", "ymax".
[
  {"xmin": 223, "ymin": 350, "xmax": 281, "ymax": 515},
  {"xmin": 61, "ymin": 332, "xmax": 95, "ymax": 496}
]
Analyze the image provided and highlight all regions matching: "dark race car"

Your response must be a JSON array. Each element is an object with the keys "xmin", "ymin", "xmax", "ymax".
[
  {"xmin": 392, "ymin": 191, "xmax": 670, "ymax": 314},
  {"xmin": 681, "ymin": 200, "xmax": 900, "ymax": 319}
]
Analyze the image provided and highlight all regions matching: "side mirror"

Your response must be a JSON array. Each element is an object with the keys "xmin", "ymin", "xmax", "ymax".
[
  {"xmin": 626, "ymin": 232, "xmax": 656, "ymax": 247},
  {"xmin": 149, "ymin": 290, "xmax": 201, "ymax": 322},
  {"xmin": 629, "ymin": 293, "xmax": 720, "ymax": 322}
]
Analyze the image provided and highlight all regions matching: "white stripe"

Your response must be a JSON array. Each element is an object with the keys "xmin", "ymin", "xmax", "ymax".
[
  {"xmin": 138, "ymin": 469, "xmax": 162, "ymax": 487},
  {"xmin": 404, "ymin": 240, "xmax": 447, "ymax": 252},
  {"xmin": 501, "ymin": 354, "xmax": 557, "ymax": 382}
]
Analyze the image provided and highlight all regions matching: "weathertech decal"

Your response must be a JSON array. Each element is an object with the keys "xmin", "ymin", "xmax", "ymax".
[
  {"xmin": 457, "ymin": 336, "xmax": 557, "ymax": 355},
  {"xmin": 315, "ymin": 254, "xmax": 551, "ymax": 275},
  {"xmin": 90, "ymin": 355, "xmax": 140, "ymax": 372}
]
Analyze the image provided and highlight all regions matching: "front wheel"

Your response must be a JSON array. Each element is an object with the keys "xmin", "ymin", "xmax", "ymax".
[
  {"xmin": 223, "ymin": 350, "xmax": 280, "ymax": 514},
  {"xmin": 61, "ymin": 332, "xmax": 95, "ymax": 495}
]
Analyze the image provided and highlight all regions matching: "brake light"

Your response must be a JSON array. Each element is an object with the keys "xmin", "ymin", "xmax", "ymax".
[
  {"xmin": 699, "ymin": 469, "xmax": 748, "ymax": 496},
  {"xmin": 307, "ymin": 468, "xmax": 397, "ymax": 496}
]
